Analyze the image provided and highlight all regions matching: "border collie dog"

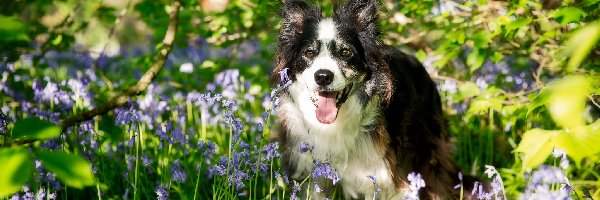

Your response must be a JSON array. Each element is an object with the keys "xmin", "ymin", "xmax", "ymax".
[{"xmin": 273, "ymin": 0, "xmax": 471, "ymax": 199}]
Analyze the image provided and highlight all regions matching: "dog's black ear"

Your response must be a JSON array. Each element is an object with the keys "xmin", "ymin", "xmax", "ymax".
[
  {"xmin": 273, "ymin": 1, "xmax": 321, "ymax": 85},
  {"xmin": 334, "ymin": 0, "xmax": 379, "ymax": 37},
  {"xmin": 279, "ymin": 1, "xmax": 320, "ymax": 41}
]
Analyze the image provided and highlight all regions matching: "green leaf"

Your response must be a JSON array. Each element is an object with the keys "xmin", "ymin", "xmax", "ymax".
[
  {"xmin": 36, "ymin": 151, "xmax": 96, "ymax": 188},
  {"xmin": 471, "ymin": 31, "xmax": 490, "ymax": 48},
  {"xmin": 526, "ymin": 87, "xmax": 550, "ymax": 117},
  {"xmin": 505, "ymin": 17, "xmax": 531, "ymax": 32},
  {"xmin": 415, "ymin": 50, "xmax": 427, "ymax": 62},
  {"xmin": 546, "ymin": 76, "xmax": 591, "ymax": 129},
  {"xmin": 12, "ymin": 118, "xmax": 61, "ymax": 141},
  {"xmin": 467, "ymin": 48, "xmax": 486, "ymax": 72},
  {"xmin": 0, "ymin": 147, "xmax": 34, "ymax": 198},
  {"xmin": 561, "ymin": 21, "xmax": 600, "ymax": 71},
  {"xmin": 514, "ymin": 129, "xmax": 558, "ymax": 171},
  {"xmin": 0, "ymin": 16, "xmax": 30, "ymax": 43},
  {"xmin": 51, "ymin": 34, "xmax": 63, "ymax": 46},
  {"xmin": 554, "ymin": 119, "xmax": 600, "ymax": 165},
  {"xmin": 553, "ymin": 7, "xmax": 587, "ymax": 26},
  {"xmin": 458, "ymin": 81, "xmax": 481, "ymax": 99}
]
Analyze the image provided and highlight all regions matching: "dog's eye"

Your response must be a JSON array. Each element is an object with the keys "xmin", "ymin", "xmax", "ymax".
[
  {"xmin": 340, "ymin": 48, "xmax": 353, "ymax": 58},
  {"xmin": 304, "ymin": 49, "xmax": 316, "ymax": 57}
]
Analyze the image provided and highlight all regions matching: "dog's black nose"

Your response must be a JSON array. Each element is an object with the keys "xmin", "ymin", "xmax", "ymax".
[{"xmin": 314, "ymin": 69, "xmax": 334, "ymax": 86}]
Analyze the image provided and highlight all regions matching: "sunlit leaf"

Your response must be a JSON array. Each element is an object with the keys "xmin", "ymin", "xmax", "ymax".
[
  {"xmin": 0, "ymin": 16, "xmax": 30, "ymax": 43},
  {"xmin": 546, "ymin": 76, "xmax": 591, "ymax": 129},
  {"xmin": 36, "ymin": 151, "xmax": 96, "ymax": 188},
  {"xmin": 554, "ymin": 119, "xmax": 600, "ymax": 166},
  {"xmin": 526, "ymin": 87, "xmax": 550, "ymax": 117},
  {"xmin": 467, "ymin": 48, "xmax": 485, "ymax": 72},
  {"xmin": 553, "ymin": 7, "xmax": 587, "ymax": 25},
  {"xmin": 468, "ymin": 97, "xmax": 503, "ymax": 115},
  {"xmin": 471, "ymin": 31, "xmax": 490, "ymax": 48},
  {"xmin": 561, "ymin": 21, "xmax": 600, "ymax": 71},
  {"xmin": 505, "ymin": 18, "xmax": 531, "ymax": 32},
  {"xmin": 51, "ymin": 34, "xmax": 63, "ymax": 46},
  {"xmin": 12, "ymin": 118, "xmax": 61, "ymax": 141},
  {"xmin": 514, "ymin": 129, "xmax": 558, "ymax": 171},
  {"xmin": 458, "ymin": 81, "xmax": 481, "ymax": 99},
  {"xmin": 0, "ymin": 147, "xmax": 34, "ymax": 198}
]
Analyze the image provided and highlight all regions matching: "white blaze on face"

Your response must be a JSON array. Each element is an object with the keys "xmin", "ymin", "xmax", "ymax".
[
  {"xmin": 308, "ymin": 18, "xmax": 342, "ymax": 89},
  {"xmin": 317, "ymin": 19, "xmax": 337, "ymax": 41},
  {"xmin": 296, "ymin": 18, "xmax": 349, "ymax": 124}
]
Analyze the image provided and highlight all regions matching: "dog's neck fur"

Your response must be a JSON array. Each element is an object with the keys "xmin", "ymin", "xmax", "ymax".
[{"xmin": 279, "ymin": 78, "xmax": 407, "ymax": 199}]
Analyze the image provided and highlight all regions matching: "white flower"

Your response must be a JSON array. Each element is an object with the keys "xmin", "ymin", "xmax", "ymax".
[{"xmin": 179, "ymin": 62, "xmax": 194, "ymax": 73}]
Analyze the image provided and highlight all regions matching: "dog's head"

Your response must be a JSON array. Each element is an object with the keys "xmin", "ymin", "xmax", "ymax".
[{"xmin": 273, "ymin": 0, "xmax": 391, "ymax": 125}]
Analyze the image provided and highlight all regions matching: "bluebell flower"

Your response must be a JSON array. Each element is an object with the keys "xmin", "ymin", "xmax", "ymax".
[
  {"xmin": 40, "ymin": 139, "xmax": 61, "ymax": 150},
  {"xmin": 471, "ymin": 181, "xmax": 487, "ymax": 199},
  {"xmin": 299, "ymin": 141, "xmax": 312, "ymax": 153},
  {"xmin": 0, "ymin": 108, "xmax": 13, "ymax": 134},
  {"xmin": 314, "ymin": 182, "xmax": 322, "ymax": 193},
  {"xmin": 223, "ymin": 100, "xmax": 236, "ymax": 109},
  {"xmin": 279, "ymin": 68, "xmax": 290, "ymax": 84},
  {"xmin": 274, "ymin": 172, "xmax": 283, "ymax": 189},
  {"xmin": 67, "ymin": 78, "xmax": 89, "ymax": 102},
  {"xmin": 22, "ymin": 184, "xmax": 30, "ymax": 192},
  {"xmin": 529, "ymin": 165, "xmax": 569, "ymax": 186},
  {"xmin": 552, "ymin": 148, "xmax": 570, "ymax": 170},
  {"xmin": 471, "ymin": 165, "xmax": 506, "ymax": 199},
  {"xmin": 142, "ymin": 156, "xmax": 153, "ymax": 167},
  {"xmin": 262, "ymin": 142, "xmax": 281, "ymax": 160},
  {"xmin": 48, "ymin": 192, "xmax": 57, "ymax": 200},
  {"xmin": 407, "ymin": 172, "xmax": 425, "ymax": 200},
  {"xmin": 170, "ymin": 126, "xmax": 187, "ymax": 145},
  {"xmin": 126, "ymin": 135, "xmax": 137, "ymax": 147},
  {"xmin": 125, "ymin": 155, "xmax": 136, "ymax": 171},
  {"xmin": 367, "ymin": 175, "xmax": 377, "ymax": 185},
  {"xmin": 115, "ymin": 106, "xmax": 140, "ymax": 126},
  {"xmin": 239, "ymin": 141, "xmax": 250, "ymax": 149},
  {"xmin": 290, "ymin": 182, "xmax": 301, "ymax": 200},
  {"xmin": 22, "ymin": 184, "xmax": 34, "ymax": 200},
  {"xmin": 78, "ymin": 120, "xmax": 95, "ymax": 135},
  {"xmin": 155, "ymin": 187, "xmax": 169, "ymax": 200},
  {"xmin": 204, "ymin": 140, "xmax": 217, "ymax": 157},
  {"xmin": 170, "ymin": 160, "xmax": 187, "ymax": 183},
  {"xmin": 455, "ymin": 172, "xmax": 464, "ymax": 190},
  {"xmin": 197, "ymin": 139, "xmax": 205, "ymax": 152},
  {"xmin": 232, "ymin": 149, "xmax": 250, "ymax": 169},
  {"xmin": 156, "ymin": 122, "xmax": 171, "ymax": 141},
  {"xmin": 228, "ymin": 169, "xmax": 249, "ymax": 190},
  {"xmin": 257, "ymin": 123, "xmax": 263, "ymax": 132},
  {"xmin": 208, "ymin": 161, "xmax": 226, "ymax": 178},
  {"xmin": 559, "ymin": 155, "xmax": 569, "ymax": 170},
  {"xmin": 312, "ymin": 161, "xmax": 340, "ymax": 185},
  {"xmin": 122, "ymin": 188, "xmax": 129, "ymax": 200}
]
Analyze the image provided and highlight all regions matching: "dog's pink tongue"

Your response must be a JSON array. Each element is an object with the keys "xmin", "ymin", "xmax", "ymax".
[{"xmin": 316, "ymin": 92, "xmax": 338, "ymax": 124}]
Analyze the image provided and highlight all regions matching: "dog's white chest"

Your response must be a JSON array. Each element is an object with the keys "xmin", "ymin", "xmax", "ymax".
[{"xmin": 280, "ymin": 83, "xmax": 399, "ymax": 198}]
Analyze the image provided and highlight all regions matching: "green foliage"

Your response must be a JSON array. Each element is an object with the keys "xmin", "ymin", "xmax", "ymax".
[
  {"xmin": 561, "ymin": 21, "xmax": 600, "ymax": 71},
  {"xmin": 0, "ymin": 147, "xmax": 34, "ymax": 198},
  {"xmin": 0, "ymin": 16, "xmax": 30, "ymax": 43},
  {"xmin": 36, "ymin": 151, "xmax": 96, "ymax": 189},
  {"xmin": 11, "ymin": 118, "xmax": 61, "ymax": 141},
  {"xmin": 517, "ymin": 76, "xmax": 600, "ymax": 170}
]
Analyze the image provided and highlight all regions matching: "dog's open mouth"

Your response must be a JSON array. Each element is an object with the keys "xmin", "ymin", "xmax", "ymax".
[{"xmin": 310, "ymin": 84, "xmax": 353, "ymax": 124}]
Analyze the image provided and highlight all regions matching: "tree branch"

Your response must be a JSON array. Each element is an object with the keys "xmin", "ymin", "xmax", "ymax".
[{"xmin": 59, "ymin": 0, "xmax": 182, "ymax": 130}]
